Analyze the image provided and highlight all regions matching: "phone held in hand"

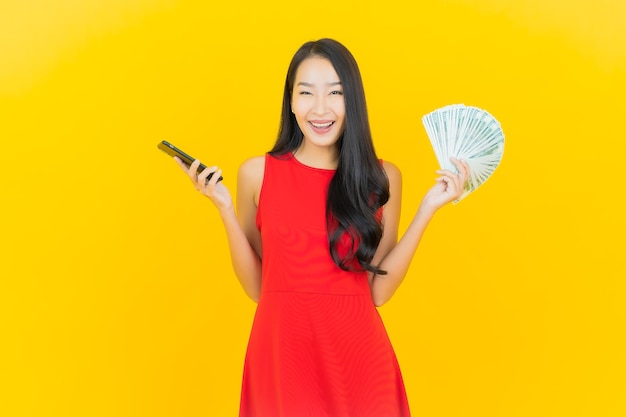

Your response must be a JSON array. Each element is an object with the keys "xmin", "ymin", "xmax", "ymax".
[{"xmin": 157, "ymin": 140, "xmax": 223, "ymax": 183}]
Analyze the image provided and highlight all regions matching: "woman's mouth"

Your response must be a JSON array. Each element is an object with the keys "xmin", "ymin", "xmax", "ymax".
[{"xmin": 309, "ymin": 120, "xmax": 335, "ymax": 133}]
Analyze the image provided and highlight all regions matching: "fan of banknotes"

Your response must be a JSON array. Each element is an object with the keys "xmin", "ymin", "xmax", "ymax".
[{"xmin": 422, "ymin": 104, "xmax": 504, "ymax": 203}]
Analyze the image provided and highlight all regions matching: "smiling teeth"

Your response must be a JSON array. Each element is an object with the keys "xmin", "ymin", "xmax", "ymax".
[{"xmin": 311, "ymin": 122, "xmax": 333, "ymax": 128}]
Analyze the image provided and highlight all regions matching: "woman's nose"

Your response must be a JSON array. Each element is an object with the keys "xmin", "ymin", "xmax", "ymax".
[{"xmin": 312, "ymin": 95, "xmax": 329, "ymax": 115}]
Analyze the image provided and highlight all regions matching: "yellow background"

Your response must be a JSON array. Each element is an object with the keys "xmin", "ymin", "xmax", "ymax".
[{"xmin": 1, "ymin": 0, "xmax": 624, "ymax": 416}]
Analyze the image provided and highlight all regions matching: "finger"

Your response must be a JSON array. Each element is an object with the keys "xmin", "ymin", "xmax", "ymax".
[
  {"xmin": 463, "ymin": 161, "xmax": 472, "ymax": 178},
  {"xmin": 458, "ymin": 158, "xmax": 470, "ymax": 179},
  {"xmin": 444, "ymin": 158, "xmax": 468, "ymax": 186},
  {"xmin": 173, "ymin": 156, "xmax": 189, "ymax": 171},
  {"xmin": 207, "ymin": 168, "xmax": 222, "ymax": 186},
  {"xmin": 457, "ymin": 158, "xmax": 471, "ymax": 179},
  {"xmin": 435, "ymin": 169, "xmax": 459, "ymax": 180},
  {"xmin": 435, "ymin": 175, "xmax": 454, "ymax": 189},
  {"xmin": 438, "ymin": 170, "xmax": 462, "ymax": 190},
  {"xmin": 185, "ymin": 160, "xmax": 203, "ymax": 187},
  {"xmin": 449, "ymin": 157, "xmax": 463, "ymax": 175},
  {"xmin": 198, "ymin": 165, "xmax": 217, "ymax": 185},
  {"xmin": 188, "ymin": 159, "xmax": 201, "ymax": 176}
]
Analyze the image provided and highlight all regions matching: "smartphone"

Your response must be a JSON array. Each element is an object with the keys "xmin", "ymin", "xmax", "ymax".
[{"xmin": 157, "ymin": 140, "xmax": 223, "ymax": 182}]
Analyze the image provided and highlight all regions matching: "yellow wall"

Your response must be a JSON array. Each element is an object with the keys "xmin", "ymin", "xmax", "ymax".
[{"xmin": 1, "ymin": 0, "xmax": 624, "ymax": 416}]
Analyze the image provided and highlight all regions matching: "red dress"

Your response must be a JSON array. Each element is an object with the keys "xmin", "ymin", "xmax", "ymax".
[{"xmin": 239, "ymin": 153, "xmax": 411, "ymax": 417}]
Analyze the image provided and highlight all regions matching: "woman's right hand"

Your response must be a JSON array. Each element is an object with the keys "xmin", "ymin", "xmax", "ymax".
[{"xmin": 174, "ymin": 157, "xmax": 234, "ymax": 214}]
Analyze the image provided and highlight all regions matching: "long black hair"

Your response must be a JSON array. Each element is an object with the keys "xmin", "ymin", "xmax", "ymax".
[{"xmin": 270, "ymin": 38, "xmax": 390, "ymax": 275}]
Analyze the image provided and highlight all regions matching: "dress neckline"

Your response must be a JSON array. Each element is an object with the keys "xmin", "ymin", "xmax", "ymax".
[{"xmin": 288, "ymin": 151, "xmax": 337, "ymax": 173}]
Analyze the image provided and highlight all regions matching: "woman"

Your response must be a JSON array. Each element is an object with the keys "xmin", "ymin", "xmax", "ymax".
[{"xmin": 175, "ymin": 38, "xmax": 469, "ymax": 417}]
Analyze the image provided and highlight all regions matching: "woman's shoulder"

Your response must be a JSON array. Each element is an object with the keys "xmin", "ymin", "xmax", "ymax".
[
  {"xmin": 237, "ymin": 156, "xmax": 266, "ymax": 206},
  {"xmin": 381, "ymin": 160, "xmax": 401, "ymax": 183},
  {"xmin": 238, "ymin": 155, "xmax": 266, "ymax": 179}
]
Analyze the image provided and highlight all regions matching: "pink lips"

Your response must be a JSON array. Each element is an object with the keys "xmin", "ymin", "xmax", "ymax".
[{"xmin": 309, "ymin": 120, "xmax": 335, "ymax": 134}]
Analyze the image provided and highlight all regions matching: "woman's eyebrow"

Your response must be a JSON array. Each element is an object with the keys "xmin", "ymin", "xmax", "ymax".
[{"xmin": 296, "ymin": 81, "xmax": 342, "ymax": 87}]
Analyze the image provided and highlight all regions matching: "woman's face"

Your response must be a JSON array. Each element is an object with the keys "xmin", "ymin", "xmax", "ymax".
[{"xmin": 291, "ymin": 57, "xmax": 346, "ymax": 150}]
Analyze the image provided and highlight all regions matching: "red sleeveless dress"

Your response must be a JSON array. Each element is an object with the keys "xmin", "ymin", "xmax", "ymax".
[{"xmin": 239, "ymin": 153, "xmax": 411, "ymax": 417}]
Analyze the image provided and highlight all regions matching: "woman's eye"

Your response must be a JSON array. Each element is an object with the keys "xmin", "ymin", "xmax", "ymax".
[
  {"xmin": 298, "ymin": 91, "xmax": 312, "ymax": 95},
  {"xmin": 330, "ymin": 90, "xmax": 343, "ymax": 95}
]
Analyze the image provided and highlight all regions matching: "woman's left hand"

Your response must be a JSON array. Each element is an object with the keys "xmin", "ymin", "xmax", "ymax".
[{"xmin": 421, "ymin": 157, "xmax": 470, "ymax": 212}]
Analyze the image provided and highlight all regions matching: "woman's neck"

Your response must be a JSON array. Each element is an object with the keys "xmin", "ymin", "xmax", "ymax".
[{"xmin": 293, "ymin": 142, "xmax": 339, "ymax": 170}]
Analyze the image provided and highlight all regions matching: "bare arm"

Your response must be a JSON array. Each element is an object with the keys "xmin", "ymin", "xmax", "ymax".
[
  {"xmin": 175, "ymin": 156, "xmax": 264, "ymax": 302},
  {"xmin": 369, "ymin": 158, "xmax": 470, "ymax": 307}
]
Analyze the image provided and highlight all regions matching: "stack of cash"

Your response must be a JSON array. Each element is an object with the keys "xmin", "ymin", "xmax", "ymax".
[{"xmin": 422, "ymin": 104, "xmax": 505, "ymax": 203}]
